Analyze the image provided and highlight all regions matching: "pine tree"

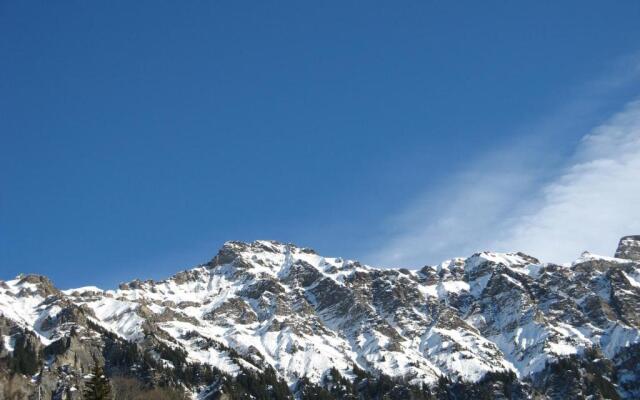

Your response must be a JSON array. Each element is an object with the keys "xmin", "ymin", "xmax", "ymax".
[{"xmin": 84, "ymin": 364, "xmax": 112, "ymax": 400}]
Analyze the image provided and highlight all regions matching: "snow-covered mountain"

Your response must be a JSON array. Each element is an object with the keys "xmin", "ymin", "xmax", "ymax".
[{"xmin": 1, "ymin": 236, "xmax": 640, "ymax": 399}]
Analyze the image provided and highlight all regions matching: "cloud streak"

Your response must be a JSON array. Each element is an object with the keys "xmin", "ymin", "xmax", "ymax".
[
  {"xmin": 495, "ymin": 100, "xmax": 640, "ymax": 262},
  {"xmin": 368, "ymin": 63, "xmax": 640, "ymax": 267}
]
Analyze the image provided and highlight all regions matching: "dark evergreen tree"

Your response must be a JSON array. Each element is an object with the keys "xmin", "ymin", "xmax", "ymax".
[{"xmin": 84, "ymin": 364, "xmax": 113, "ymax": 400}]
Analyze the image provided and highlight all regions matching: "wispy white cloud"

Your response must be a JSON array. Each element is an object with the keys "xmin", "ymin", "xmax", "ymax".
[
  {"xmin": 368, "ymin": 59, "xmax": 640, "ymax": 267},
  {"xmin": 495, "ymin": 100, "xmax": 640, "ymax": 262}
]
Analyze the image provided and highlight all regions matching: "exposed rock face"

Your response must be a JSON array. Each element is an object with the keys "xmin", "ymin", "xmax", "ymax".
[
  {"xmin": 1, "ymin": 237, "xmax": 639, "ymax": 399},
  {"xmin": 616, "ymin": 235, "xmax": 640, "ymax": 261}
]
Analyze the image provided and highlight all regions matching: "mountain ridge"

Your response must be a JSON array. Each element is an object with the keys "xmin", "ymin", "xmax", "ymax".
[{"xmin": 1, "ymin": 237, "xmax": 640, "ymax": 399}]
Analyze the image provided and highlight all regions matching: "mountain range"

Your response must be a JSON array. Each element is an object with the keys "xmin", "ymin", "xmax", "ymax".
[{"xmin": 1, "ymin": 236, "xmax": 640, "ymax": 399}]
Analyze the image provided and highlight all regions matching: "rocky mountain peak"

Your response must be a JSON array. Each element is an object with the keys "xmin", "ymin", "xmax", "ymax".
[
  {"xmin": 207, "ymin": 240, "xmax": 317, "ymax": 269},
  {"xmin": 616, "ymin": 235, "xmax": 640, "ymax": 261},
  {"xmin": 5, "ymin": 273, "xmax": 60, "ymax": 298}
]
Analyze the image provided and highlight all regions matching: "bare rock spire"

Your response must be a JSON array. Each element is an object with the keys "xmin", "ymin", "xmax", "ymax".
[{"xmin": 615, "ymin": 235, "xmax": 640, "ymax": 261}]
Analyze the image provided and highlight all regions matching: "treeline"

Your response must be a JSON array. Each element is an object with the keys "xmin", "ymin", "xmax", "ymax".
[{"xmin": 293, "ymin": 366, "xmax": 528, "ymax": 400}]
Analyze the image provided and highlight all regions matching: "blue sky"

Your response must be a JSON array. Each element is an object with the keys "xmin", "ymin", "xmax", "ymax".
[{"xmin": 2, "ymin": 2, "xmax": 640, "ymax": 289}]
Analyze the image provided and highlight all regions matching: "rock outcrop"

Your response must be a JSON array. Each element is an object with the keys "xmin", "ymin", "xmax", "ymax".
[{"xmin": 616, "ymin": 235, "xmax": 640, "ymax": 261}]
